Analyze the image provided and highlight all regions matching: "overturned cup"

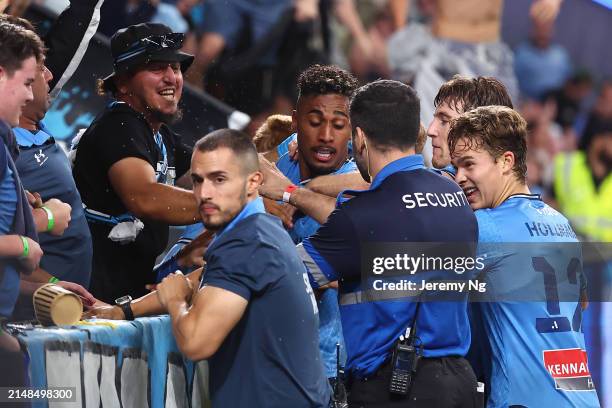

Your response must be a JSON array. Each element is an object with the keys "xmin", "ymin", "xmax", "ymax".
[{"xmin": 33, "ymin": 284, "xmax": 83, "ymax": 326}]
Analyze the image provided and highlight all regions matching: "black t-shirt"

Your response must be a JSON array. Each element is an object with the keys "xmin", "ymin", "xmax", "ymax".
[
  {"xmin": 202, "ymin": 213, "xmax": 331, "ymax": 408},
  {"xmin": 73, "ymin": 102, "xmax": 191, "ymax": 301}
]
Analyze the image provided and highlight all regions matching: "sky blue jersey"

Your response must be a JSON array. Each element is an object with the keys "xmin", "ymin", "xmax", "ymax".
[{"xmin": 473, "ymin": 194, "xmax": 600, "ymax": 407}]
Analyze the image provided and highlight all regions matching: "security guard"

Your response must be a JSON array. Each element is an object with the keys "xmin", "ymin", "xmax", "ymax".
[
  {"xmin": 554, "ymin": 121, "xmax": 612, "ymax": 242},
  {"xmin": 298, "ymin": 80, "xmax": 480, "ymax": 407}
]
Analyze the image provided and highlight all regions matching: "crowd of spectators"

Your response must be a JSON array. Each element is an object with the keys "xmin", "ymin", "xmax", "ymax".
[
  {"xmin": 51, "ymin": 0, "xmax": 606, "ymax": 208},
  {"xmin": 1, "ymin": 0, "xmax": 608, "ymax": 281}
]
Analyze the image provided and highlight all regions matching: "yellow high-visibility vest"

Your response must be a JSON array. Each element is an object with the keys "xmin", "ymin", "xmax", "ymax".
[{"xmin": 554, "ymin": 151, "xmax": 612, "ymax": 242}]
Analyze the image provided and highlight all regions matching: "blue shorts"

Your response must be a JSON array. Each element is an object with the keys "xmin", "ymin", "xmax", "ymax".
[{"xmin": 201, "ymin": 0, "xmax": 291, "ymax": 52}]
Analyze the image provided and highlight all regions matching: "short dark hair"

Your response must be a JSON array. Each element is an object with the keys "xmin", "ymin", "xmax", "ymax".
[
  {"xmin": 195, "ymin": 129, "xmax": 259, "ymax": 174},
  {"xmin": 434, "ymin": 75, "xmax": 513, "ymax": 113},
  {"xmin": 349, "ymin": 80, "xmax": 420, "ymax": 150},
  {"xmin": 0, "ymin": 14, "xmax": 36, "ymax": 31},
  {"xmin": 297, "ymin": 64, "xmax": 358, "ymax": 100},
  {"xmin": 448, "ymin": 106, "xmax": 528, "ymax": 183},
  {"xmin": 0, "ymin": 22, "xmax": 45, "ymax": 75}
]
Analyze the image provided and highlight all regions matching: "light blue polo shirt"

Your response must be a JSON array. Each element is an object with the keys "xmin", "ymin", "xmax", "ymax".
[{"xmin": 276, "ymin": 147, "xmax": 357, "ymax": 378}]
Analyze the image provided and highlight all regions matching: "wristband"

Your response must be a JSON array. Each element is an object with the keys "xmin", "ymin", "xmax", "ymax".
[
  {"xmin": 19, "ymin": 236, "xmax": 29, "ymax": 259},
  {"xmin": 41, "ymin": 206, "xmax": 55, "ymax": 232},
  {"xmin": 282, "ymin": 184, "xmax": 299, "ymax": 203},
  {"xmin": 49, "ymin": 276, "xmax": 60, "ymax": 284}
]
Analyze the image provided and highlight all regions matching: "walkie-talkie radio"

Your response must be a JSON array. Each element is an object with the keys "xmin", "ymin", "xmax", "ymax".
[
  {"xmin": 389, "ymin": 342, "xmax": 419, "ymax": 395},
  {"xmin": 331, "ymin": 343, "xmax": 348, "ymax": 408},
  {"xmin": 389, "ymin": 302, "xmax": 422, "ymax": 395}
]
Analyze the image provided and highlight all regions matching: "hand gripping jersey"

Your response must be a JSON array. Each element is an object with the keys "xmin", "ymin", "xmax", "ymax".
[{"xmin": 472, "ymin": 194, "xmax": 600, "ymax": 407}]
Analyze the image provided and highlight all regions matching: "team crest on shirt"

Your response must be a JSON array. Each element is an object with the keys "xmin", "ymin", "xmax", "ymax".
[
  {"xmin": 543, "ymin": 348, "xmax": 595, "ymax": 391},
  {"xmin": 34, "ymin": 149, "xmax": 48, "ymax": 166}
]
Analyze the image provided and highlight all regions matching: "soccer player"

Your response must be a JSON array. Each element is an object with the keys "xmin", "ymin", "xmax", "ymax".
[
  {"xmin": 449, "ymin": 105, "xmax": 600, "ymax": 407},
  {"xmin": 427, "ymin": 75, "xmax": 513, "ymax": 178},
  {"xmin": 257, "ymin": 65, "xmax": 359, "ymax": 383},
  {"xmin": 299, "ymin": 74, "xmax": 514, "ymax": 198}
]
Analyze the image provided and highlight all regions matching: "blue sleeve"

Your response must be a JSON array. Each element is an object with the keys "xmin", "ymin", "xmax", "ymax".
[
  {"xmin": 299, "ymin": 207, "xmax": 360, "ymax": 288},
  {"xmin": 202, "ymin": 238, "xmax": 282, "ymax": 301},
  {"xmin": 276, "ymin": 133, "xmax": 297, "ymax": 157},
  {"xmin": 441, "ymin": 164, "xmax": 457, "ymax": 178},
  {"xmin": 430, "ymin": 165, "xmax": 456, "ymax": 179},
  {"xmin": 154, "ymin": 224, "xmax": 205, "ymax": 281},
  {"xmin": 154, "ymin": 257, "xmax": 182, "ymax": 282},
  {"xmin": 275, "ymin": 152, "xmax": 293, "ymax": 177}
]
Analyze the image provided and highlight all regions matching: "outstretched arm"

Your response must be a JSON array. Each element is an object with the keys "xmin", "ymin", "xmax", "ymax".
[
  {"xmin": 109, "ymin": 157, "xmax": 200, "ymax": 225},
  {"xmin": 305, "ymin": 172, "xmax": 370, "ymax": 197},
  {"xmin": 84, "ymin": 268, "xmax": 204, "ymax": 319},
  {"xmin": 258, "ymin": 155, "xmax": 337, "ymax": 224}
]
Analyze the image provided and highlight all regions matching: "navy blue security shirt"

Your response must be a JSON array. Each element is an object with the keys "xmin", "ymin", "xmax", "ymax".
[
  {"xmin": 299, "ymin": 154, "xmax": 478, "ymax": 378},
  {"xmin": 200, "ymin": 197, "xmax": 330, "ymax": 408},
  {"xmin": 14, "ymin": 124, "xmax": 92, "ymax": 287}
]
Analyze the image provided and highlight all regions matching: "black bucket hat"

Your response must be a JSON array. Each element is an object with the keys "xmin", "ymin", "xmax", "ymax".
[{"xmin": 102, "ymin": 23, "xmax": 194, "ymax": 89}]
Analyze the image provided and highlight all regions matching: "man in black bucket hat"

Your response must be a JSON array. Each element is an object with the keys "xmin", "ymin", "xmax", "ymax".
[
  {"xmin": 99, "ymin": 23, "xmax": 194, "ymax": 95},
  {"xmin": 73, "ymin": 23, "xmax": 201, "ymax": 305}
]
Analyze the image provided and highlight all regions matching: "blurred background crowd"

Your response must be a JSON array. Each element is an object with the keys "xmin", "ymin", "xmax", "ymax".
[
  {"xmin": 0, "ymin": 0, "xmax": 607, "ymax": 266},
  {"xmin": 9, "ymin": 0, "xmax": 607, "ymax": 212}
]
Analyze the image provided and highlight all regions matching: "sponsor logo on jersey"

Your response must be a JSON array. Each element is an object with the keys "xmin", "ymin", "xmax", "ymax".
[{"xmin": 543, "ymin": 348, "xmax": 595, "ymax": 391}]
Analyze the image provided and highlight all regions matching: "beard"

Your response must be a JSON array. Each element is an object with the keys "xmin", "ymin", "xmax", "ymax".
[
  {"xmin": 305, "ymin": 162, "xmax": 338, "ymax": 178},
  {"xmin": 355, "ymin": 153, "xmax": 371, "ymax": 183},
  {"xmin": 150, "ymin": 107, "xmax": 183, "ymax": 125},
  {"xmin": 201, "ymin": 183, "xmax": 249, "ymax": 231}
]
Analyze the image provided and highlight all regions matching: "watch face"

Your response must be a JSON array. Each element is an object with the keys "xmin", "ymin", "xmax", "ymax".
[{"xmin": 115, "ymin": 295, "xmax": 132, "ymax": 305}]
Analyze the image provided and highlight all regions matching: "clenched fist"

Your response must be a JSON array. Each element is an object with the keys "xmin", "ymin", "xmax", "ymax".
[{"xmin": 43, "ymin": 198, "xmax": 72, "ymax": 236}]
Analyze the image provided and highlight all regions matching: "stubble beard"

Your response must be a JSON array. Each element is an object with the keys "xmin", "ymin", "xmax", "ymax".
[
  {"xmin": 150, "ymin": 106, "xmax": 183, "ymax": 125},
  {"xmin": 202, "ymin": 183, "xmax": 249, "ymax": 231}
]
